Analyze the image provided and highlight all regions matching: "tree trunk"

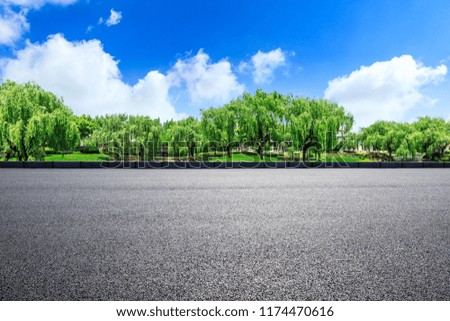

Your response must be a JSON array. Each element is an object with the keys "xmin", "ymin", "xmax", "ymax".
[
  {"xmin": 20, "ymin": 137, "xmax": 28, "ymax": 161},
  {"xmin": 138, "ymin": 146, "xmax": 143, "ymax": 161},
  {"xmin": 302, "ymin": 143, "xmax": 308, "ymax": 162},
  {"xmin": 189, "ymin": 144, "xmax": 195, "ymax": 160},
  {"xmin": 257, "ymin": 143, "xmax": 263, "ymax": 159}
]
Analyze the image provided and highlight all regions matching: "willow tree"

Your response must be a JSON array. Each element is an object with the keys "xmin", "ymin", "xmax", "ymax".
[
  {"xmin": 238, "ymin": 90, "xmax": 287, "ymax": 157},
  {"xmin": 146, "ymin": 120, "xmax": 163, "ymax": 159},
  {"xmin": 222, "ymin": 100, "xmax": 241, "ymax": 157},
  {"xmin": 392, "ymin": 123, "xmax": 415, "ymax": 160},
  {"xmin": 359, "ymin": 122, "xmax": 387, "ymax": 154},
  {"xmin": 84, "ymin": 114, "xmax": 163, "ymax": 160},
  {"xmin": 358, "ymin": 118, "xmax": 449, "ymax": 161},
  {"xmin": 201, "ymin": 107, "xmax": 224, "ymax": 156},
  {"xmin": 198, "ymin": 90, "xmax": 353, "ymax": 161},
  {"xmin": 48, "ymin": 109, "xmax": 80, "ymax": 157},
  {"xmin": 127, "ymin": 116, "xmax": 162, "ymax": 160},
  {"xmin": 345, "ymin": 132, "xmax": 359, "ymax": 152},
  {"xmin": 167, "ymin": 116, "xmax": 201, "ymax": 159},
  {"xmin": 286, "ymin": 98, "xmax": 353, "ymax": 161},
  {"xmin": 359, "ymin": 121, "xmax": 402, "ymax": 160},
  {"xmin": 74, "ymin": 114, "xmax": 94, "ymax": 141},
  {"xmin": 0, "ymin": 81, "xmax": 80, "ymax": 160},
  {"xmin": 201, "ymin": 100, "xmax": 240, "ymax": 157},
  {"xmin": 412, "ymin": 117, "xmax": 449, "ymax": 160}
]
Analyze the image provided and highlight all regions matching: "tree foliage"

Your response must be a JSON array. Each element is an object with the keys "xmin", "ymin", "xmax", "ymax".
[
  {"xmin": 200, "ymin": 90, "xmax": 353, "ymax": 160},
  {"xmin": 0, "ymin": 81, "xmax": 80, "ymax": 160},
  {"xmin": 358, "ymin": 117, "xmax": 450, "ymax": 161},
  {"xmin": 1, "ymin": 82, "xmax": 448, "ymax": 162}
]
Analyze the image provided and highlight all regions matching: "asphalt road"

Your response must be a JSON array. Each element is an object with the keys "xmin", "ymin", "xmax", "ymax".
[{"xmin": 0, "ymin": 169, "xmax": 449, "ymax": 301}]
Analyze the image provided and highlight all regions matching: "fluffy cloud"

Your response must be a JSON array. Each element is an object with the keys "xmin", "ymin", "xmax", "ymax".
[
  {"xmin": 1, "ymin": 34, "xmax": 182, "ymax": 120},
  {"xmin": 249, "ymin": 48, "xmax": 286, "ymax": 84},
  {"xmin": 0, "ymin": 35, "xmax": 244, "ymax": 120},
  {"xmin": 324, "ymin": 55, "xmax": 447, "ymax": 129},
  {"xmin": 0, "ymin": 8, "xmax": 28, "ymax": 45},
  {"xmin": 170, "ymin": 49, "xmax": 245, "ymax": 104},
  {"xmin": 105, "ymin": 9, "xmax": 122, "ymax": 27},
  {"xmin": 3, "ymin": 0, "xmax": 77, "ymax": 9},
  {"xmin": 0, "ymin": 0, "xmax": 77, "ymax": 46}
]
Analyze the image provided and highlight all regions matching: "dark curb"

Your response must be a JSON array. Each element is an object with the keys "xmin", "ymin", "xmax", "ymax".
[
  {"xmin": 401, "ymin": 162, "xmax": 424, "ymax": 168},
  {"xmin": 53, "ymin": 162, "xmax": 81, "ymax": 168},
  {"xmin": 380, "ymin": 162, "xmax": 401, "ymax": 168},
  {"xmin": 0, "ymin": 162, "xmax": 23, "ymax": 168},
  {"xmin": 0, "ymin": 161, "xmax": 447, "ymax": 169},
  {"xmin": 423, "ymin": 162, "xmax": 445, "ymax": 168},
  {"xmin": 359, "ymin": 162, "xmax": 381, "ymax": 168}
]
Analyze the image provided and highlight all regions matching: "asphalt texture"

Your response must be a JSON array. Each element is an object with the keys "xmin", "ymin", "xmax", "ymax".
[{"xmin": 0, "ymin": 169, "xmax": 449, "ymax": 301}]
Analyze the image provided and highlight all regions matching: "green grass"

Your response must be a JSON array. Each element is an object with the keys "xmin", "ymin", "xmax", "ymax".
[
  {"xmin": 320, "ymin": 154, "xmax": 372, "ymax": 162},
  {"xmin": 0, "ymin": 151, "xmax": 411, "ymax": 163},
  {"xmin": 207, "ymin": 154, "xmax": 276, "ymax": 162},
  {"xmin": 205, "ymin": 152, "xmax": 372, "ymax": 162},
  {"xmin": 2, "ymin": 152, "xmax": 110, "ymax": 162},
  {"xmin": 44, "ymin": 153, "xmax": 110, "ymax": 161}
]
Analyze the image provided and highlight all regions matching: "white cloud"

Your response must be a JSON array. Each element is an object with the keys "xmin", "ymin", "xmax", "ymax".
[
  {"xmin": 0, "ymin": 0, "xmax": 77, "ymax": 46},
  {"xmin": 3, "ymin": 0, "xmax": 77, "ymax": 9},
  {"xmin": 250, "ymin": 48, "xmax": 286, "ymax": 84},
  {"xmin": 105, "ymin": 9, "xmax": 121, "ymax": 27},
  {"xmin": 1, "ymin": 34, "xmax": 182, "ymax": 120},
  {"xmin": 324, "ymin": 55, "xmax": 447, "ymax": 129},
  {"xmin": 237, "ymin": 61, "xmax": 250, "ymax": 74},
  {"xmin": 0, "ymin": 34, "xmax": 244, "ymax": 118},
  {"xmin": 0, "ymin": 7, "xmax": 29, "ymax": 45},
  {"xmin": 169, "ymin": 49, "xmax": 245, "ymax": 104}
]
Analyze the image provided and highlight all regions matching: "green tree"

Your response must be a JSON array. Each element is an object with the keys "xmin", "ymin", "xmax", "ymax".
[
  {"xmin": 239, "ymin": 90, "xmax": 286, "ymax": 158},
  {"xmin": 167, "ymin": 117, "xmax": 201, "ymax": 159},
  {"xmin": 412, "ymin": 117, "xmax": 449, "ymax": 160},
  {"xmin": 0, "ymin": 81, "xmax": 80, "ymax": 160},
  {"xmin": 201, "ymin": 107, "xmax": 224, "ymax": 156},
  {"xmin": 286, "ymin": 97, "xmax": 353, "ymax": 161},
  {"xmin": 74, "ymin": 114, "xmax": 94, "ymax": 142},
  {"xmin": 394, "ymin": 123, "xmax": 416, "ymax": 161}
]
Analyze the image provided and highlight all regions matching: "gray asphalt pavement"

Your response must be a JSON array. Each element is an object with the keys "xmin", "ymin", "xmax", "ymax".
[{"xmin": 0, "ymin": 169, "xmax": 449, "ymax": 300}]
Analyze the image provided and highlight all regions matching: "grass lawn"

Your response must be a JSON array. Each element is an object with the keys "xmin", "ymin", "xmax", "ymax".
[
  {"xmin": 207, "ymin": 154, "xmax": 278, "ymax": 162},
  {"xmin": 2, "ymin": 152, "xmax": 110, "ymax": 162},
  {"xmin": 205, "ymin": 152, "xmax": 371, "ymax": 162},
  {"xmin": 44, "ymin": 153, "xmax": 110, "ymax": 161},
  {"xmin": 0, "ymin": 152, "xmax": 373, "ymax": 162},
  {"xmin": 321, "ymin": 155, "xmax": 372, "ymax": 162}
]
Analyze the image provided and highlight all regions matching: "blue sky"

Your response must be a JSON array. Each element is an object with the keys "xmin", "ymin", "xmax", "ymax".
[{"xmin": 0, "ymin": 0, "xmax": 449, "ymax": 129}]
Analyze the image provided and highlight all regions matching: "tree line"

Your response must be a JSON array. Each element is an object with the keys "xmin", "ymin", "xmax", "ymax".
[
  {"xmin": 347, "ymin": 117, "xmax": 450, "ymax": 161},
  {"xmin": 1, "ymin": 81, "xmax": 449, "ymax": 161}
]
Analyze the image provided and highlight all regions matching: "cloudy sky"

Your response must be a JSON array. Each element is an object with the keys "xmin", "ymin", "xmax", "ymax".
[{"xmin": 0, "ymin": 0, "xmax": 449, "ymax": 129}]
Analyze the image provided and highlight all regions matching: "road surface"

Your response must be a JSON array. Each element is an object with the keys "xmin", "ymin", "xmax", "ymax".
[{"xmin": 1, "ymin": 169, "xmax": 449, "ymax": 300}]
